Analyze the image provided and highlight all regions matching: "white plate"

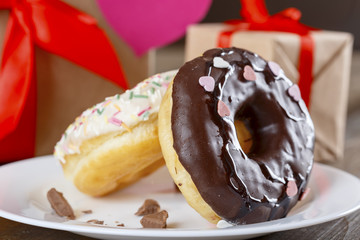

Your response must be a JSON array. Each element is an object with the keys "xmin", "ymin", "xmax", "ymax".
[{"xmin": 1, "ymin": 156, "xmax": 360, "ymax": 240}]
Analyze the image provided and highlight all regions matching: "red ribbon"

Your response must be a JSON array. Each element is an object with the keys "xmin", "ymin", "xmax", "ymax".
[
  {"xmin": 0, "ymin": 0, "xmax": 128, "ymax": 162},
  {"xmin": 218, "ymin": 0, "xmax": 317, "ymax": 107}
]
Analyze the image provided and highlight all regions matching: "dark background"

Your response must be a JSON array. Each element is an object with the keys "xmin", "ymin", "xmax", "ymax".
[{"xmin": 201, "ymin": 0, "xmax": 360, "ymax": 49}]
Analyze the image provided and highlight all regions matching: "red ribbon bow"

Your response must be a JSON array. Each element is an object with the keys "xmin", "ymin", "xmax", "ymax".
[
  {"xmin": 218, "ymin": 0, "xmax": 317, "ymax": 107},
  {"xmin": 0, "ymin": 0, "xmax": 128, "ymax": 162}
]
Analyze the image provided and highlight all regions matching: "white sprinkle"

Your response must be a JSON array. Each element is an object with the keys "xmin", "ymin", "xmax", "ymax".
[{"xmin": 213, "ymin": 57, "xmax": 230, "ymax": 68}]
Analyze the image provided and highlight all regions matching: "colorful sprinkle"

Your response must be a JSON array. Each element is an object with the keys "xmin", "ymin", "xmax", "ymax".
[
  {"xmin": 141, "ymin": 81, "xmax": 149, "ymax": 88},
  {"xmin": 288, "ymin": 84, "xmax": 301, "ymax": 102},
  {"xmin": 102, "ymin": 99, "xmax": 112, "ymax": 107},
  {"xmin": 268, "ymin": 61, "xmax": 281, "ymax": 76},
  {"xmin": 97, "ymin": 108, "xmax": 105, "ymax": 115},
  {"xmin": 133, "ymin": 94, "xmax": 148, "ymax": 99},
  {"xmin": 142, "ymin": 111, "xmax": 150, "ymax": 119},
  {"xmin": 112, "ymin": 111, "xmax": 121, "ymax": 117},
  {"xmin": 113, "ymin": 104, "xmax": 121, "ymax": 111},
  {"xmin": 199, "ymin": 76, "xmax": 215, "ymax": 92},
  {"xmin": 286, "ymin": 180, "xmax": 298, "ymax": 197},
  {"xmin": 108, "ymin": 117, "xmax": 122, "ymax": 126},
  {"xmin": 152, "ymin": 81, "xmax": 162, "ymax": 87},
  {"xmin": 217, "ymin": 100, "xmax": 231, "ymax": 117},
  {"xmin": 213, "ymin": 57, "xmax": 230, "ymax": 68},
  {"xmin": 243, "ymin": 65, "xmax": 256, "ymax": 81},
  {"xmin": 129, "ymin": 91, "xmax": 134, "ymax": 99},
  {"xmin": 121, "ymin": 122, "xmax": 132, "ymax": 133},
  {"xmin": 137, "ymin": 106, "xmax": 152, "ymax": 117}
]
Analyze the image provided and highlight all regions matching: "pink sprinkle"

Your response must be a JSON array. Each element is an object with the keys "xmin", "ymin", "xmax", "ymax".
[
  {"xmin": 162, "ymin": 82, "xmax": 170, "ymax": 88},
  {"xmin": 217, "ymin": 100, "xmax": 231, "ymax": 117},
  {"xmin": 137, "ymin": 106, "xmax": 151, "ymax": 116},
  {"xmin": 108, "ymin": 117, "xmax": 122, "ymax": 126},
  {"xmin": 102, "ymin": 99, "xmax": 112, "ymax": 107},
  {"xmin": 113, "ymin": 111, "xmax": 121, "ymax": 117},
  {"xmin": 286, "ymin": 180, "xmax": 298, "ymax": 197}
]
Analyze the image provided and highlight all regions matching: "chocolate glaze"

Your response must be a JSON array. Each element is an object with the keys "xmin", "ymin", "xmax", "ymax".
[{"xmin": 171, "ymin": 48, "xmax": 314, "ymax": 224}]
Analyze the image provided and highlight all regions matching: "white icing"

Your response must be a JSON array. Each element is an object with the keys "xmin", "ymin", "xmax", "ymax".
[
  {"xmin": 216, "ymin": 219, "xmax": 235, "ymax": 228},
  {"xmin": 54, "ymin": 70, "xmax": 177, "ymax": 163}
]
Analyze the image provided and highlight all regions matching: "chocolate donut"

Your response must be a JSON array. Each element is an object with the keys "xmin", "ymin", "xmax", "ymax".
[{"xmin": 158, "ymin": 47, "xmax": 314, "ymax": 225}]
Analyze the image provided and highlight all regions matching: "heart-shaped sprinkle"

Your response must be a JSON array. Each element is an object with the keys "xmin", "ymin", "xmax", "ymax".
[
  {"xmin": 243, "ymin": 65, "xmax": 256, "ymax": 81},
  {"xmin": 199, "ymin": 76, "xmax": 215, "ymax": 92},
  {"xmin": 213, "ymin": 57, "xmax": 230, "ymax": 68},
  {"xmin": 286, "ymin": 180, "xmax": 298, "ymax": 197},
  {"xmin": 288, "ymin": 84, "xmax": 301, "ymax": 102},
  {"xmin": 268, "ymin": 61, "xmax": 281, "ymax": 76},
  {"xmin": 217, "ymin": 100, "xmax": 230, "ymax": 117},
  {"xmin": 299, "ymin": 187, "xmax": 311, "ymax": 201}
]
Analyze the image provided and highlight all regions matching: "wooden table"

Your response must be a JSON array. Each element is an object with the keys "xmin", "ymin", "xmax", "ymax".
[{"xmin": 2, "ymin": 51, "xmax": 360, "ymax": 239}]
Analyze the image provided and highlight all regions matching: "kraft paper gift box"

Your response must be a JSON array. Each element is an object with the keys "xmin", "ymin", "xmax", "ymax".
[
  {"xmin": 185, "ymin": 23, "xmax": 353, "ymax": 163},
  {"xmin": 0, "ymin": 0, "xmax": 154, "ymax": 162}
]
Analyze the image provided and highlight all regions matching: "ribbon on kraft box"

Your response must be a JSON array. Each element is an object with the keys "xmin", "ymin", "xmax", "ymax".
[
  {"xmin": 0, "ymin": 0, "xmax": 128, "ymax": 162},
  {"xmin": 218, "ymin": 0, "xmax": 318, "ymax": 107}
]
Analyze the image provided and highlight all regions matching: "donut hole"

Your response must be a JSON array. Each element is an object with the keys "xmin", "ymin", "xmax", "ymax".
[
  {"xmin": 234, "ymin": 120, "xmax": 253, "ymax": 154},
  {"xmin": 233, "ymin": 92, "xmax": 287, "ymax": 159}
]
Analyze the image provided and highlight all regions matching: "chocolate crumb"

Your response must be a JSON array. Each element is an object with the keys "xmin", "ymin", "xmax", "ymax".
[
  {"xmin": 117, "ymin": 223, "xmax": 125, "ymax": 227},
  {"xmin": 82, "ymin": 210, "xmax": 93, "ymax": 214},
  {"xmin": 87, "ymin": 219, "xmax": 104, "ymax": 225},
  {"xmin": 135, "ymin": 199, "xmax": 160, "ymax": 216},
  {"xmin": 47, "ymin": 188, "xmax": 75, "ymax": 220},
  {"xmin": 140, "ymin": 210, "xmax": 168, "ymax": 228}
]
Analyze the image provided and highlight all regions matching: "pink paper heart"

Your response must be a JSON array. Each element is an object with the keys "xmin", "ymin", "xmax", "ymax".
[
  {"xmin": 286, "ymin": 180, "xmax": 298, "ymax": 197},
  {"xmin": 217, "ymin": 100, "xmax": 230, "ymax": 117},
  {"xmin": 288, "ymin": 84, "xmax": 301, "ymax": 102},
  {"xmin": 268, "ymin": 61, "xmax": 281, "ymax": 76},
  {"xmin": 96, "ymin": 0, "xmax": 212, "ymax": 56},
  {"xmin": 199, "ymin": 76, "xmax": 215, "ymax": 92},
  {"xmin": 243, "ymin": 65, "xmax": 256, "ymax": 81}
]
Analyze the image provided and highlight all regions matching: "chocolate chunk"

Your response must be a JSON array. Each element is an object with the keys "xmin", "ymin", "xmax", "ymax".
[
  {"xmin": 47, "ymin": 188, "xmax": 75, "ymax": 220},
  {"xmin": 117, "ymin": 223, "xmax": 125, "ymax": 227},
  {"xmin": 82, "ymin": 210, "xmax": 93, "ymax": 214},
  {"xmin": 87, "ymin": 219, "xmax": 104, "ymax": 225},
  {"xmin": 135, "ymin": 199, "xmax": 160, "ymax": 216},
  {"xmin": 140, "ymin": 210, "xmax": 168, "ymax": 228}
]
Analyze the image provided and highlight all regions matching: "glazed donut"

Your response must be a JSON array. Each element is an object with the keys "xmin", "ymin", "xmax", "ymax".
[
  {"xmin": 158, "ymin": 48, "xmax": 314, "ymax": 225},
  {"xmin": 54, "ymin": 70, "xmax": 177, "ymax": 197}
]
